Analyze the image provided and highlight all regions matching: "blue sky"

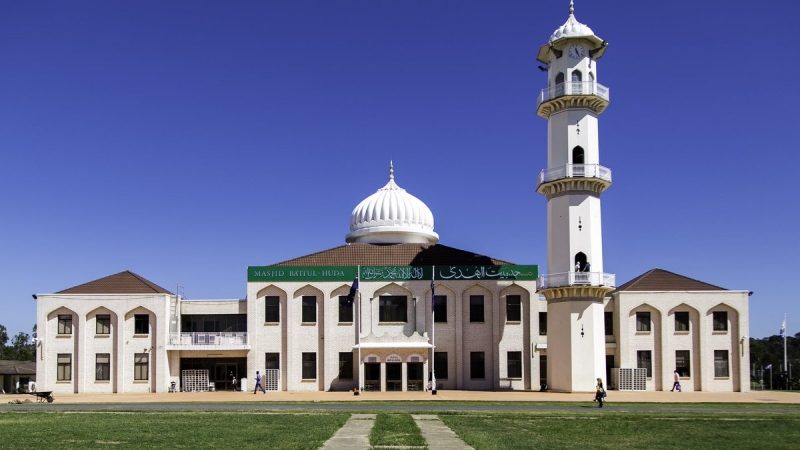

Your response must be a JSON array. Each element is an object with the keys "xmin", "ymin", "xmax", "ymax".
[{"xmin": 1, "ymin": 1, "xmax": 797, "ymax": 339}]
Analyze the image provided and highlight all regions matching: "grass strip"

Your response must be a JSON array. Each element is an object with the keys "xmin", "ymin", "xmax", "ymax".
[
  {"xmin": 369, "ymin": 413, "xmax": 427, "ymax": 448},
  {"xmin": 439, "ymin": 411, "xmax": 800, "ymax": 449},
  {"xmin": 0, "ymin": 411, "xmax": 348, "ymax": 449}
]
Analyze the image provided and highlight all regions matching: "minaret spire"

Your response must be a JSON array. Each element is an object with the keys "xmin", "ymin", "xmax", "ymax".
[
  {"xmin": 389, "ymin": 160, "xmax": 395, "ymax": 181},
  {"xmin": 569, "ymin": 0, "xmax": 574, "ymax": 16}
]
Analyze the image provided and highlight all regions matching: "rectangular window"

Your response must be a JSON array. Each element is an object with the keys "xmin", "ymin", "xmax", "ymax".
[
  {"xmin": 714, "ymin": 350, "xmax": 729, "ymax": 377},
  {"xmin": 134, "ymin": 353, "xmax": 149, "ymax": 380},
  {"xmin": 379, "ymin": 295, "xmax": 408, "ymax": 322},
  {"xmin": 434, "ymin": 352, "xmax": 448, "ymax": 379},
  {"xmin": 338, "ymin": 352, "xmax": 353, "ymax": 379},
  {"xmin": 604, "ymin": 311, "xmax": 613, "ymax": 336},
  {"xmin": 302, "ymin": 296, "xmax": 316, "ymax": 323},
  {"xmin": 134, "ymin": 314, "xmax": 149, "ymax": 335},
  {"xmin": 675, "ymin": 311, "xmax": 690, "ymax": 332},
  {"xmin": 636, "ymin": 311, "xmax": 651, "ymax": 332},
  {"xmin": 433, "ymin": 295, "xmax": 447, "ymax": 323},
  {"xmin": 637, "ymin": 350, "xmax": 652, "ymax": 378},
  {"xmin": 265, "ymin": 353, "xmax": 280, "ymax": 370},
  {"xmin": 470, "ymin": 352, "xmax": 485, "ymax": 379},
  {"xmin": 95, "ymin": 353, "xmax": 110, "ymax": 381},
  {"xmin": 713, "ymin": 311, "xmax": 728, "ymax": 331},
  {"xmin": 470, "ymin": 295, "xmax": 485, "ymax": 323},
  {"xmin": 302, "ymin": 352, "xmax": 316, "ymax": 380},
  {"xmin": 96, "ymin": 315, "xmax": 111, "ymax": 335},
  {"xmin": 675, "ymin": 350, "xmax": 691, "ymax": 377},
  {"xmin": 338, "ymin": 296, "xmax": 354, "ymax": 323},
  {"xmin": 264, "ymin": 296, "xmax": 280, "ymax": 323},
  {"xmin": 57, "ymin": 315, "xmax": 72, "ymax": 335},
  {"xmin": 57, "ymin": 354, "xmax": 71, "ymax": 381},
  {"xmin": 506, "ymin": 295, "xmax": 521, "ymax": 322},
  {"xmin": 539, "ymin": 312, "xmax": 547, "ymax": 335},
  {"xmin": 507, "ymin": 351, "xmax": 522, "ymax": 378}
]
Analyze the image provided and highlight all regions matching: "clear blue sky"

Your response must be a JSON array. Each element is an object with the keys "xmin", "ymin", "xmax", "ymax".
[{"xmin": 1, "ymin": 1, "xmax": 796, "ymax": 339}]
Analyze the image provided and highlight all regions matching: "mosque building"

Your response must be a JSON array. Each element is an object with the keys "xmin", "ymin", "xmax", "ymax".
[{"xmin": 33, "ymin": 2, "xmax": 750, "ymax": 394}]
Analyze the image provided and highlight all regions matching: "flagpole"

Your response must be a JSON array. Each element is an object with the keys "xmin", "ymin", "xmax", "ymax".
[
  {"xmin": 431, "ymin": 265, "xmax": 436, "ymax": 395},
  {"xmin": 357, "ymin": 266, "xmax": 362, "ymax": 393},
  {"xmin": 783, "ymin": 314, "xmax": 788, "ymax": 390}
]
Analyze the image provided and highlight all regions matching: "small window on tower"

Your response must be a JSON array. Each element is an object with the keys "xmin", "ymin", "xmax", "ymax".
[
  {"xmin": 572, "ymin": 146, "xmax": 585, "ymax": 164},
  {"xmin": 555, "ymin": 72, "xmax": 565, "ymax": 85}
]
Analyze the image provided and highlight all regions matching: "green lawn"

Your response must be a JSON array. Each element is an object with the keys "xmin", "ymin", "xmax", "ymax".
[
  {"xmin": 3, "ymin": 406, "xmax": 800, "ymax": 449},
  {"xmin": 440, "ymin": 411, "xmax": 800, "ymax": 449},
  {"xmin": 0, "ymin": 412, "xmax": 348, "ymax": 449},
  {"xmin": 370, "ymin": 413, "xmax": 426, "ymax": 448}
]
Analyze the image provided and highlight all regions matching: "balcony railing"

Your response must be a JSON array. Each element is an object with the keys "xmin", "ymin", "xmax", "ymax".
[
  {"xmin": 539, "ymin": 272, "xmax": 616, "ymax": 289},
  {"xmin": 168, "ymin": 332, "xmax": 248, "ymax": 347},
  {"xmin": 538, "ymin": 164, "xmax": 612, "ymax": 185},
  {"xmin": 538, "ymin": 81, "xmax": 610, "ymax": 106}
]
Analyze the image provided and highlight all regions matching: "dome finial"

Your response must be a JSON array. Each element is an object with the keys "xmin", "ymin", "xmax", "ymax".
[
  {"xmin": 569, "ymin": 0, "xmax": 575, "ymax": 16},
  {"xmin": 389, "ymin": 160, "xmax": 395, "ymax": 181}
]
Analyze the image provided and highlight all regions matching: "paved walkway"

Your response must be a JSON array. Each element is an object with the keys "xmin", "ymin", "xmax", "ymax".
[
  {"xmin": 413, "ymin": 415, "xmax": 474, "ymax": 450},
  {"xmin": 321, "ymin": 413, "xmax": 375, "ymax": 450},
  {"xmin": 2, "ymin": 390, "xmax": 797, "ymax": 404}
]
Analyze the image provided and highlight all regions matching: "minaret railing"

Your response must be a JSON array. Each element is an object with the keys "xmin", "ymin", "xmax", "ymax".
[
  {"xmin": 539, "ymin": 272, "xmax": 616, "ymax": 289},
  {"xmin": 538, "ymin": 81, "xmax": 610, "ymax": 105},
  {"xmin": 538, "ymin": 164, "xmax": 612, "ymax": 185}
]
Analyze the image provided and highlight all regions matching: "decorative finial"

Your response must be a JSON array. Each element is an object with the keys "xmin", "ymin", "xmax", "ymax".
[
  {"xmin": 569, "ymin": 0, "xmax": 574, "ymax": 15},
  {"xmin": 389, "ymin": 160, "xmax": 394, "ymax": 181}
]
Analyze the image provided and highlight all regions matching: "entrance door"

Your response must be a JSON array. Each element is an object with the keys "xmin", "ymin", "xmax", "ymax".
[
  {"xmin": 606, "ymin": 355, "xmax": 615, "ymax": 389},
  {"xmin": 386, "ymin": 363, "xmax": 402, "ymax": 391},
  {"xmin": 364, "ymin": 363, "xmax": 381, "ymax": 392},
  {"xmin": 407, "ymin": 363, "xmax": 423, "ymax": 391},
  {"xmin": 215, "ymin": 363, "xmax": 238, "ymax": 391}
]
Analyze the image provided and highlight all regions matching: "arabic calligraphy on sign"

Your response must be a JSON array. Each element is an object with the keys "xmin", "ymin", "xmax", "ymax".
[
  {"xmin": 436, "ymin": 266, "xmax": 525, "ymax": 280},
  {"xmin": 361, "ymin": 266, "xmax": 425, "ymax": 281}
]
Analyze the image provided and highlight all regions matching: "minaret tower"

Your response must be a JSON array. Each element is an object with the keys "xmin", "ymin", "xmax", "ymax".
[{"xmin": 536, "ymin": 1, "xmax": 615, "ymax": 392}]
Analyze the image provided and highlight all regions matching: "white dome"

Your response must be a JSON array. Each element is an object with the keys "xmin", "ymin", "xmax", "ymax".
[
  {"xmin": 346, "ymin": 163, "xmax": 439, "ymax": 245},
  {"xmin": 549, "ymin": 1, "xmax": 597, "ymax": 43}
]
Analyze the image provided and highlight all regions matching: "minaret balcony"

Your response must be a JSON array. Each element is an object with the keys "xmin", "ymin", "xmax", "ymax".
[
  {"xmin": 536, "ymin": 164, "xmax": 612, "ymax": 197},
  {"xmin": 537, "ymin": 81, "xmax": 610, "ymax": 118},
  {"xmin": 539, "ymin": 271, "xmax": 615, "ymax": 289},
  {"xmin": 538, "ymin": 272, "xmax": 616, "ymax": 300}
]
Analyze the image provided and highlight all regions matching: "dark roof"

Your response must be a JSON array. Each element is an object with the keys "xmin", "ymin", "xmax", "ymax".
[
  {"xmin": 57, "ymin": 271, "xmax": 172, "ymax": 295},
  {"xmin": 0, "ymin": 360, "xmax": 36, "ymax": 376},
  {"xmin": 615, "ymin": 268, "xmax": 726, "ymax": 292},
  {"xmin": 271, "ymin": 243, "xmax": 513, "ymax": 266}
]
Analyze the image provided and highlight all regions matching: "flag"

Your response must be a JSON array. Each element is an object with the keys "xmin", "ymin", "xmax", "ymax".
[
  {"xmin": 765, "ymin": 364, "xmax": 772, "ymax": 370},
  {"xmin": 347, "ymin": 277, "xmax": 358, "ymax": 304},
  {"xmin": 431, "ymin": 279, "xmax": 436, "ymax": 312},
  {"xmin": 781, "ymin": 318, "xmax": 786, "ymax": 337}
]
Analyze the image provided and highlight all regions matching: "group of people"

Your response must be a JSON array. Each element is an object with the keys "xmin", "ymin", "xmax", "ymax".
[
  {"xmin": 575, "ymin": 261, "xmax": 592, "ymax": 272},
  {"xmin": 593, "ymin": 368, "xmax": 683, "ymax": 407}
]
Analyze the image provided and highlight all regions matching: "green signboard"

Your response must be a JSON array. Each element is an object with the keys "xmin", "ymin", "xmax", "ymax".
[{"xmin": 248, "ymin": 265, "xmax": 537, "ymax": 282}]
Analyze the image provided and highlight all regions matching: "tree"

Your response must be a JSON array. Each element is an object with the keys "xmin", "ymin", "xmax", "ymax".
[
  {"xmin": 0, "ymin": 323, "xmax": 36, "ymax": 361},
  {"xmin": 0, "ymin": 324, "xmax": 8, "ymax": 349}
]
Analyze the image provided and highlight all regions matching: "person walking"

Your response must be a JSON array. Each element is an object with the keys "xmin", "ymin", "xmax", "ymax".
[
  {"xmin": 253, "ymin": 370, "xmax": 266, "ymax": 394},
  {"xmin": 594, "ymin": 378, "xmax": 606, "ymax": 408},
  {"xmin": 671, "ymin": 369, "xmax": 681, "ymax": 392}
]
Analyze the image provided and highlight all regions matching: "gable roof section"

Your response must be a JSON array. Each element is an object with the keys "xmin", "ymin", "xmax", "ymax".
[
  {"xmin": 615, "ymin": 268, "xmax": 725, "ymax": 292},
  {"xmin": 0, "ymin": 360, "xmax": 36, "ymax": 376},
  {"xmin": 57, "ymin": 270, "xmax": 172, "ymax": 295},
  {"xmin": 271, "ymin": 243, "xmax": 513, "ymax": 266}
]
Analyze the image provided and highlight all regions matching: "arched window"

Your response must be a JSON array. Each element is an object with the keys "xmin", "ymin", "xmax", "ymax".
[
  {"xmin": 572, "ymin": 146, "xmax": 585, "ymax": 164},
  {"xmin": 574, "ymin": 252, "xmax": 589, "ymax": 272},
  {"xmin": 571, "ymin": 70, "xmax": 582, "ymax": 82},
  {"xmin": 555, "ymin": 72, "xmax": 565, "ymax": 85}
]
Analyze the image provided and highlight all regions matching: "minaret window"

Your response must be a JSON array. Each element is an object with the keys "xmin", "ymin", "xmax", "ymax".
[
  {"xmin": 574, "ymin": 252, "xmax": 589, "ymax": 272},
  {"xmin": 555, "ymin": 72, "xmax": 565, "ymax": 84},
  {"xmin": 572, "ymin": 146, "xmax": 585, "ymax": 164},
  {"xmin": 571, "ymin": 70, "xmax": 583, "ymax": 94}
]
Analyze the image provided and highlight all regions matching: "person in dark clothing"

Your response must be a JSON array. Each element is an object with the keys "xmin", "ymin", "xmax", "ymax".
[{"xmin": 594, "ymin": 378, "xmax": 606, "ymax": 407}]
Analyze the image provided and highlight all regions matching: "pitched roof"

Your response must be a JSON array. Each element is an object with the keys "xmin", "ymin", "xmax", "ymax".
[
  {"xmin": 615, "ymin": 268, "xmax": 726, "ymax": 292},
  {"xmin": 271, "ymin": 243, "xmax": 513, "ymax": 266},
  {"xmin": 0, "ymin": 360, "xmax": 36, "ymax": 376},
  {"xmin": 57, "ymin": 271, "xmax": 172, "ymax": 295}
]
